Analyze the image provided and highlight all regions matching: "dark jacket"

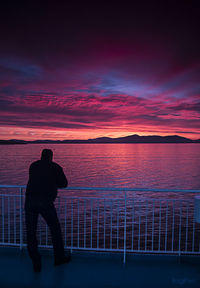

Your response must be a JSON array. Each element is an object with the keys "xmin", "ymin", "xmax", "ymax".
[{"xmin": 26, "ymin": 159, "xmax": 68, "ymax": 202}]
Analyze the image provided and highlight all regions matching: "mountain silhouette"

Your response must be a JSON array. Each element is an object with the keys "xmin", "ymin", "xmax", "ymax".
[
  {"xmin": 0, "ymin": 134, "xmax": 199, "ymax": 144},
  {"xmin": 88, "ymin": 134, "xmax": 194, "ymax": 143}
]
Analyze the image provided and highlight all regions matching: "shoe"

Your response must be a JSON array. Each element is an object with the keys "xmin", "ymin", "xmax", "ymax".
[
  {"xmin": 55, "ymin": 255, "xmax": 72, "ymax": 266},
  {"xmin": 32, "ymin": 259, "xmax": 42, "ymax": 272}
]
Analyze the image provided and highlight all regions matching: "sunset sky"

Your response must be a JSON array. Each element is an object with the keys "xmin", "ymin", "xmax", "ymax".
[{"xmin": 0, "ymin": 1, "xmax": 200, "ymax": 140}]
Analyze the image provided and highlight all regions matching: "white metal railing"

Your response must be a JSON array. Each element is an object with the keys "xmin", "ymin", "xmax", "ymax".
[{"xmin": 0, "ymin": 185, "xmax": 200, "ymax": 263}]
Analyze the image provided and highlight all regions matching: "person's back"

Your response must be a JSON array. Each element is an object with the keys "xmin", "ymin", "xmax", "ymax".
[{"xmin": 26, "ymin": 158, "xmax": 68, "ymax": 201}]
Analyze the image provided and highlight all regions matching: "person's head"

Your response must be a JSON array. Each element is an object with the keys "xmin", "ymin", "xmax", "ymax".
[{"xmin": 41, "ymin": 149, "xmax": 53, "ymax": 161}]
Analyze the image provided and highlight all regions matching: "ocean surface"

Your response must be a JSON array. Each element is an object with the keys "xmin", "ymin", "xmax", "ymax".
[{"xmin": 0, "ymin": 143, "xmax": 200, "ymax": 191}]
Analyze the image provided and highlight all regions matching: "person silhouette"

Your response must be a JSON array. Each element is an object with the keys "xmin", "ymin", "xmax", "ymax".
[{"xmin": 25, "ymin": 149, "xmax": 71, "ymax": 272}]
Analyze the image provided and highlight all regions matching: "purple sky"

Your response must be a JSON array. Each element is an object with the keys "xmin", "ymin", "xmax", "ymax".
[{"xmin": 0, "ymin": 1, "xmax": 200, "ymax": 140}]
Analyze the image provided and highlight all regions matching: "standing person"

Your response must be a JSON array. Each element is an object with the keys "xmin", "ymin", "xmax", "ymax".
[{"xmin": 25, "ymin": 149, "xmax": 71, "ymax": 272}]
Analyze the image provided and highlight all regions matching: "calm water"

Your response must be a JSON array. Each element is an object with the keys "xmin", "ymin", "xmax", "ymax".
[{"xmin": 0, "ymin": 143, "xmax": 200, "ymax": 191}]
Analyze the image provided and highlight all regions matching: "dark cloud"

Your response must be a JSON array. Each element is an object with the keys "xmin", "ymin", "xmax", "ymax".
[
  {"xmin": 0, "ymin": 115, "xmax": 95, "ymax": 130},
  {"xmin": 170, "ymin": 102, "xmax": 200, "ymax": 113}
]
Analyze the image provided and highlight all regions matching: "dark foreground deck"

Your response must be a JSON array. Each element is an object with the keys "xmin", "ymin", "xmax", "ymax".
[{"xmin": 0, "ymin": 247, "xmax": 200, "ymax": 288}]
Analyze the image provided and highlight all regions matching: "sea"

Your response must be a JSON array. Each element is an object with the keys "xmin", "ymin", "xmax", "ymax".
[{"xmin": 0, "ymin": 143, "xmax": 199, "ymax": 191}]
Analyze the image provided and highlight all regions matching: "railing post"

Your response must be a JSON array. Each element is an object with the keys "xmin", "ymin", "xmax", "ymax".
[
  {"xmin": 123, "ymin": 190, "xmax": 127, "ymax": 264},
  {"xmin": 19, "ymin": 187, "xmax": 23, "ymax": 250},
  {"xmin": 71, "ymin": 199, "xmax": 73, "ymax": 254},
  {"xmin": 58, "ymin": 196, "xmax": 61, "ymax": 218}
]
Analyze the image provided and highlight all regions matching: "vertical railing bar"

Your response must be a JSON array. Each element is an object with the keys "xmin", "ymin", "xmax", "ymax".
[
  {"xmin": 117, "ymin": 200, "xmax": 119, "ymax": 250},
  {"xmin": 110, "ymin": 199, "xmax": 113, "ymax": 250},
  {"xmin": 91, "ymin": 199, "xmax": 93, "ymax": 248},
  {"xmin": 131, "ymin": 199, "xmax": 134, "ymax": 250},
  {"xmin": 152, "ymin": 200, "xmax": 155, "ymax": 251},
  {"xmin": 158, "ymin": 201, "xmax": 162, "ymax": 251},
  {"xmin": 45, "ymin": 223, "xmax": 48, "ymax": 246},
  {"xmin": 84, "ymin": 200, "xmax": 86, "ymax": 248},
  {"xmin": 192, "ymin": 206, "xmax": 195, "ymax": 252},
  {"xmin": 64, "ymin": 199, "xmax": 67, "ymax": 247},
  {"xmin": 8, "ymin": 196, "xmax": 10, "ymax": 243},
  {"xmin": 2, "ymin": 196, "xmax": 4, "ymax": 243},
  {"xmin": 58, "ymin": 197, "xmax": 61, "ymax": 218},
  {"xmin": 138, "ymin": 200, "xmax": 141, "ymax": 251},
  {"xmin": 165, "ymin": 200, "xmax": 168, "ymax": 252},
  {"xmin": 185, "ymin": 202, "xmax": 189, "ymax": 252},
  {"xmin": 104, "ymin": 199, "xmax": 106, "ymax": 249},
  {"xmin": 71, "ymin": 199, "xmax": 73, "ymax": 253},
  {"xmin": 58, "ymin": 197, "xmax": 61, "ymax": 248},
  {"xmin": 78, "ymin": 199, "xmax": 80, "ymax": 248},
  {"xmin": 145, "ymin": 200, "xmax": 148, "ymax": 251},
  {"xmin": 97, "ymin": 200, "xmax": 99, "ymax": 249},
  {"xmin": 172, "ymin": 200, "xmax": 175, "ymax": 252},
  {"xmin": 19, "ymin": 188, "xmax": 23, "ymax": 250},
  {"xmin": 46, "ymin": 200, "xmax": 48, "ymax": 246},
  {"xmin": 14, "ymin": 196, "xmax": 16, "ymax": 244},
  {"xmin": 39, "ymin": 216, "xmax": 42, "ymax": 245},
  {"xmin": 123, "ymin": 191, "xmax": 127, "ymax": 264},
  {"xmin": 178, "ymin": 200, "xmax": 182, "ymax": 256}
]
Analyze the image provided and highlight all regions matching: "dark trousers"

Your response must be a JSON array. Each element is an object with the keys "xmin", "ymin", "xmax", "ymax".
[{"xmin": 25, "ymin": 198, "xmax": 65, "ymax": 263}]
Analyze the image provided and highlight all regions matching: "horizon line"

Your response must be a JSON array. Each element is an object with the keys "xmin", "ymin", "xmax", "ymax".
[{"xmin": 1, "ymin": 133, "xmax": 200, "ymax": 142}]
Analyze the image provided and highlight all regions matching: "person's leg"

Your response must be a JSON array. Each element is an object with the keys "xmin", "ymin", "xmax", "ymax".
[
  {"xmin": 25, "ymin": 206, "xmax": 41, "ymax": 271},
  {"xmin": 40, "ymin": 201, "xmax": 65, "ymax": 262}
]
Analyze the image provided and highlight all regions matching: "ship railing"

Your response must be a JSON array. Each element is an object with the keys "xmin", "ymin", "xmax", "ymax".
[{"xmin": 0, "ymin": 185, "xmax": 200, "ymax": 263}]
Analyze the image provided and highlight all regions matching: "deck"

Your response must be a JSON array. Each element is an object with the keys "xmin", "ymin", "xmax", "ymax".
[{"xmin": 1, "ymin": 247, "xmax": 200, "ymax": 288}]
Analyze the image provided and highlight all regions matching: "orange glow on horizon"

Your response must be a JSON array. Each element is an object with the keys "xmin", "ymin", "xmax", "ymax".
[{"xmin": 0, "ymin": 125, "xmax": 199, "ymax": 141}]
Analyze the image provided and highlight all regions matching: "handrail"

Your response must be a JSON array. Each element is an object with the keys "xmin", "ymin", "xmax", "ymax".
[
  {"xmin": 0, "ymin": 184, "xmax": 200, "ymax": 193},
  {"xmin": 1, "ymin": 184, "xmax": 200, "ymax": 261}
]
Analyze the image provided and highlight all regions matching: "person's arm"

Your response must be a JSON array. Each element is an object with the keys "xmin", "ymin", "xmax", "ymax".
[{"xmin": 56, "ymin": 165, "xmax": 68, "ymax": 188}]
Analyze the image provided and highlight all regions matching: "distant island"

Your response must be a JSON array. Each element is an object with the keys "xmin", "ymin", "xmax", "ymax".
[{"xmin": 0, "ymin": 134, "xmax": 200, "ymax": 144}]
